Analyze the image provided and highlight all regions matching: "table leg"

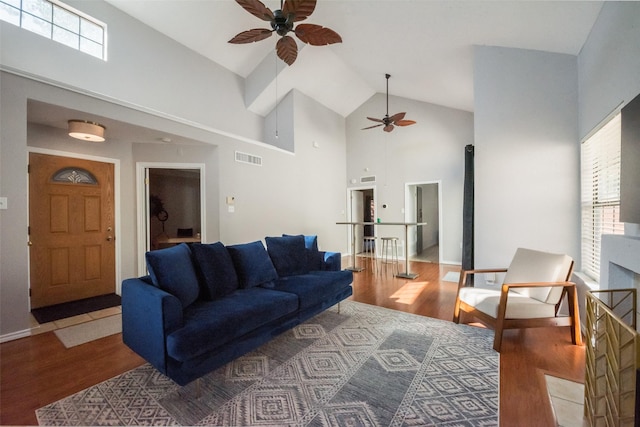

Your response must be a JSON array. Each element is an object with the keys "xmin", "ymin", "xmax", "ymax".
[
  {"xmin": 346, "ymin": 223, "xmax": 364, "ymax": 272},
  {"xmin": 396, "ymin": 224, "xmax": 418, "ymax": 279}
]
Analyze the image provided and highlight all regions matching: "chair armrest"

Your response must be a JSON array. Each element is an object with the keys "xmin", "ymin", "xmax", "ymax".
[
  {"xmin": 458, "ymin": 268, "xmax": 508, "ymax": 288},
  {"xmin": 122, "ymin": 277, "xmax": 183, "ymax": 374},
  {"xmin": 322, "ymin": 251, "xmax": 341, "ymax": 271}
]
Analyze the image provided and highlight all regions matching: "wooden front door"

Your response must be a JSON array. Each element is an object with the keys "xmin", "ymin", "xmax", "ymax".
[{"xmin": 29, "ymin": 153, "xmax": 115, "ymax": 308}]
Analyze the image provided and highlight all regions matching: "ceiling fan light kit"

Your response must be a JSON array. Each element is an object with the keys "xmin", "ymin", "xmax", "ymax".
[
  {"xmin": 229, "ymin": 0, "xmax": 342, "ymax": 66},
  {"xmin": 363, "ymin": 73, "xmax": 417, "ymax": 133}
]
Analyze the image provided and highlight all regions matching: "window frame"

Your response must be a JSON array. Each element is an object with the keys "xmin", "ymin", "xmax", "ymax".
[
  {"xmin": 0, "ymin": 0, "xmax": 107, "ymax": 60},
  {"xmin": 580, "ymin": 111, "xmax": 625, "ymax": 282}
]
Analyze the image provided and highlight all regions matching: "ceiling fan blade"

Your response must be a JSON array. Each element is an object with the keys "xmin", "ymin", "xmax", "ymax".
[
  {"xmin": 235, "ymin": 0, "xmax": 274, "ymax": 21},
  {"xmin": 384, "ymin": 124, "xmax": 395, "ymax": 132},
  {"xmin": 294, "ymin": 23, "xmax": 342, "ymax": 46},
  {"xmin": 228, "ymin": 28, "xmax": 273, "ymax": 44},
  {"xmin": 282, "ymin": 0, "xmax": 316, "ymax": 22},
  {"xmin": 362, "ymin": 124, "xmax": 384, "ymax": 130},
  {"xmin": 396, "ymin": 120, "xmax": 417, "ymax": 127},
  {"xmin": 388, "ymin": 112, "xmax": 406, "ymax": 123},
  {"xmin": 276, "ymin": 35, "xmax": 298, "ymax": 65},
  {"xmin": 366, "ymin": 117, "xmax": 384, "ymax": 123}
]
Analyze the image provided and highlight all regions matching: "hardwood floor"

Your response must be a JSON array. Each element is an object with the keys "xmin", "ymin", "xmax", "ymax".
[{"xmin": 0, "ymin": 260, "xmax": 585, "ymax": 426}]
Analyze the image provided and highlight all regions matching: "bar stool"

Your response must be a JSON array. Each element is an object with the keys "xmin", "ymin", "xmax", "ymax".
[
  {"xmin": 380, "ymin": 237, "xmax": 400, "ymax": 275},
  {"xmin": 362, "ymin": 236, "xmax": 377, "ymax": 273}
]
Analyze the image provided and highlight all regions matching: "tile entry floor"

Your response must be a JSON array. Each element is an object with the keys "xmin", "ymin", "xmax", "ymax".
[
  {"xmin": 29, "ymin": 306, "xmax": 122, "ymax": 335},
  {"xmin": 545, "ymin": 374, "xmax": 585, "ymax": 426}
]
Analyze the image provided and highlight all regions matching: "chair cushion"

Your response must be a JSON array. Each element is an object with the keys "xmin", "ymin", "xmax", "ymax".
[
  {"xmin": 266, "ymin": 235, "xmax": 309, "ymax": 277},
  {"xmin": 190, "ymin": 242, "xmax": 239, "ymax": 300},
  {"xmin": 227, "ymin": 241, "xmax": 278, "ymax": 288},
  {"xmin": 459, "ymin": 287, "xmax": 558, "ymax": 319},
  {"xmin": 504, "ymin": 248, "xmax": 573, "ymax": 304},
  {"xmin": 145, "ymin": 243, "xmax": 200, "ymax": 308},
  {"xmin": 166, "ymin": 287, "xmax": 298, "ymax": 361}
]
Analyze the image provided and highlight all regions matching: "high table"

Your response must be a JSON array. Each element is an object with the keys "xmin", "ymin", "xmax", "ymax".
[{"xmin": 336, "ymin": 221, "xmax": 426, "ymax": 279}]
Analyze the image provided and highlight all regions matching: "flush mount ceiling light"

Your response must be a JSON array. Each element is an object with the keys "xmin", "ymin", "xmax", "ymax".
[{"xmin": 68, "ymin": 120, "xmax": 106, "ymax": 142}]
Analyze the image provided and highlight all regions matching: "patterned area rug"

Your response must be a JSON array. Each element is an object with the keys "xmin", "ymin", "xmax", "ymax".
[{"xmin": 36, "ymin": 301, "xmax": 499, "ymax": 426}]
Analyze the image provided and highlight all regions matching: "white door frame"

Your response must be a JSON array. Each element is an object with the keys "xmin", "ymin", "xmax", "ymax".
[
  {"xmin": 404, "ymin": 180, "xmax": 442, "ymax": 262},
  {"xmin": 136, "ymin": 162, "xmax": 206, "ymax": 276},
  {"xmin": 345, "ymin": 185, "xmax": 377, "ymax": 257}
]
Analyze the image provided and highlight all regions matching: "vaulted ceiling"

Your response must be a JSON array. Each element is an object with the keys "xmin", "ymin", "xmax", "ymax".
[{"xmin": 106, "ymin": 0, "xmax": 603, "ymax": 117}]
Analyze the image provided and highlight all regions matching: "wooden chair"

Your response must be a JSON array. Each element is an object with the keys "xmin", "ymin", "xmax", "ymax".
[{"xmin": 453, "ymin": 248, "xmax": 582, "ymax": 352}]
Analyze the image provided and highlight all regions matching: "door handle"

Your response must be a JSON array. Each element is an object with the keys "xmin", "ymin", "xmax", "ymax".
[{"xmin": 107, "ymin": 236, "xmax": 114, "ymax": 242}]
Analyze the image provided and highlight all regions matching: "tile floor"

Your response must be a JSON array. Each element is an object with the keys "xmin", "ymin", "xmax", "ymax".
[
  {"xmin": 545, "ymin": 374, "xmax": 585, "ymax": 427},
  {"xmin": 29, "ymin": 306, "xmax": 122, "ymax": 335}
]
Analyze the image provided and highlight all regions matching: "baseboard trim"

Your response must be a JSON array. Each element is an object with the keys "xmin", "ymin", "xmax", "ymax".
[{"xmin": 0, "ymin": 328, "xmax": 31, "ymax": 343}]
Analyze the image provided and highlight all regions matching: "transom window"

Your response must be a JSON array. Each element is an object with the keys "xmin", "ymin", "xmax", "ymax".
[{"xmin": 0, "ymin": 0, "xmax": 107, "ymax": 60}]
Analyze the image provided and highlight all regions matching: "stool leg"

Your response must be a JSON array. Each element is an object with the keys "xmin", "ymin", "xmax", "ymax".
[{"xmin": 393, "ymin": 241, "xmax": 399, "ymax": 275}]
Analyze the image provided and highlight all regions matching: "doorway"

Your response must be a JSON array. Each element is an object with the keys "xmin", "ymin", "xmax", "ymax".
[
  {"xmin": 347, "ymin": 186, "xmax": 376, "ymax": 256},
  {"xmin": 405, "ymin": 182, "xmax": 441, "ymax": 263},
  {"xmin": 29, "ymin": 152, "xmax": 117, "ymax": 308},
  {"xmin": 136, "ymin": 163, "xmax": 205, "ymax": 275}
]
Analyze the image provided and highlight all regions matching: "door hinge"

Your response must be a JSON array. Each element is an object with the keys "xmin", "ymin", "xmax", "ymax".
[
  {"xmin": 29, "ymin": 288, "xmax": 32, "ymax": 297},
  {"xmin": 27, "ymin": 164, "xmax": 31, "ymax": 173},
  {"xmin": 28, "ymin": 226, "xmax": 31, "ymax": 235}
]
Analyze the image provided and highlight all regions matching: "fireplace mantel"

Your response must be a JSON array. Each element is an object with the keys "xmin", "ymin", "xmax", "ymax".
[{"xmin": 600, "ymin": 233, "xmax": 640, "ymax": 330}]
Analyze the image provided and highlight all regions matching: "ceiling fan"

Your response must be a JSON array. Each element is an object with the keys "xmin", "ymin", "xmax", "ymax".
[
  {"xmin": 363, "ymin": 74, "xmax": 416, "ymax": 133},
  {"xmin": 228, "ymin": 0, "xmax": 342, "ymax": 66}
]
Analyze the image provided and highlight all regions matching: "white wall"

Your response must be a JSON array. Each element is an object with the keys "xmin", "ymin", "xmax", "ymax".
[
  {"xmin": 217, "ymin": 90, "xmax": 347, "ymax": 251},
  {"xmin": 578, "ymin": 1, "xmax": 640, "ymax": 238},
  {"xmin": 0, "ymin": 2, "xmax": 347, "ymax": 339},
  {"xmin": 578, "ymin": 2, "xmax": 640, "ymax": 142},
  {"xmin": 0, "ymin": 1, "xmax": 264, "ymax": 141},
  {"xmin": 345, "ymin": 94, "xmax": 473, "ymax": 264},
  {"xmin": 474, "ymin": 46, "xmax": 580, "ymax": 268}
]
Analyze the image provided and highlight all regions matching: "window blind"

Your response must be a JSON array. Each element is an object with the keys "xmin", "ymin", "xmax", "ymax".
[{"xmin": 581, "ymin": 113, "xmax": 624, "ymax": 281}]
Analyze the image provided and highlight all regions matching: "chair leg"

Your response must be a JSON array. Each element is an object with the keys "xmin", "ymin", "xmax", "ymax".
[
  {"xmin": 492, "ymin": 325, "xmax": 504, "ymax": 352},
  {"xmin": 567, "ymin": 285, "xmax": 582, "ymax": 346},
  {"xmin": 453, "ymin": 298, "xmax": 462, "ymax": 323},
  {"xmin": 493, "ymin": 285, "xmax": 510, "ymax": 352}
]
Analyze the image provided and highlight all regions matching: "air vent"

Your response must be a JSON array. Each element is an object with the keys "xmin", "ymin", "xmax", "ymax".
[
  {"xmin": 361, "ymin": 175, "xmax": 376, "ymax": 183},
  {"xmin": 235, "ymin": 151, "xmax": 262, "ymax": 166}
]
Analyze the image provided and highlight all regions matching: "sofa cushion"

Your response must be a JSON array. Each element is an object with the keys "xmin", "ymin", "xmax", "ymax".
[
  {"xmin": 166, "ymin": 287, "xmax": 298, "ymax": 361},
  {"xmin": 227, "ymin": 241, "xmax": 278, "ymax": 288},
  {"xmin": 266, "ymin": 235, "xmax": 309, "ymax": 277},
  {"xmin": 145, "ymin": 243, "xmax": 200, "ymax": 308},
  {"xmin": 268, "ymin": 270, "xmax": 353, "ymax": 310},
  {"xmin": 283, "ymin": 234, "xmax": 322, "ymax": 271},
  {"xmin": 190, "ymin": 242, "xmax": 239, "ymax": 300}
]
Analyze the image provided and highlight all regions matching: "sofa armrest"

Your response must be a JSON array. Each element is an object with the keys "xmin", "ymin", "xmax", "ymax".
[
  {"xmin": 322, "ymin": 251, "xmax": 341, "ymax": 271},
  {"xmin": 122, "ymin": 277, "xmax": 183, "ymax": 374}
]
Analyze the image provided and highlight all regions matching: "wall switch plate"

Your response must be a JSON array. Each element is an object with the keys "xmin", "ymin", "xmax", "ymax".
[{"xmin": 0, "ymin": 197, "xmax": 7, "ymax": 210}]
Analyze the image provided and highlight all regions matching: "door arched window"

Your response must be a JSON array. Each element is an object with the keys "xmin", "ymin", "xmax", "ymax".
[{"xmin": 51, "ymin": 167, "xmax": 98, "ymax": 185}]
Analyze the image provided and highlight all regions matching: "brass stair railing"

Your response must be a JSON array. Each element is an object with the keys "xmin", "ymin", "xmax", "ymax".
[{"xmin": 585, "ymin": 289, "xmax": 638, "ymax": 427}]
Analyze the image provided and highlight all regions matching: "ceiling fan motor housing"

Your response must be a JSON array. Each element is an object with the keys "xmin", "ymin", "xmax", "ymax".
[{"xmin": 272, "ymin": 9, "xmax": 294, "ymax": 36}]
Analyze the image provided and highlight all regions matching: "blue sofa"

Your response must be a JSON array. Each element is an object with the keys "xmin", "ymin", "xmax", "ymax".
[{"xmin": 122, "ymin": 234, "xmax": 353, "ymax": 386}]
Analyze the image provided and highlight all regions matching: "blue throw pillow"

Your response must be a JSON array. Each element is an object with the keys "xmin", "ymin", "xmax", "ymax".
[
  {"xmin": 145, "ymin": 243, "xmax": 200, "ymax": 308},
  {"xmin": 283, "ymin": 234, "xmax": 322, "ymax": 271},
  {"xmin": 227, "ymin": 241, "xmax": 278, "ymax": 288},
  {"xmin": 266, "ymin": 235, "xmax": 309, "ymax": 277},
  {"xmin": 190, "ymin": 242, "xmax": 239, "ymax": 300}
]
